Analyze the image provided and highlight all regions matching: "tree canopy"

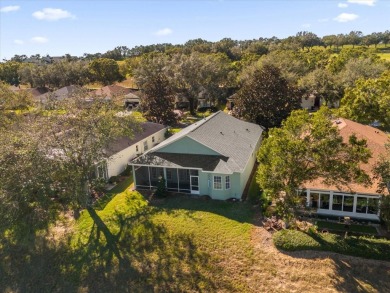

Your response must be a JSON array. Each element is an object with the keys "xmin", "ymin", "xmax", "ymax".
[
  {"xmin": 233, "ymin": 64, "xmax": 300, "ymax": 129},
  {"xmin": 257, "ymin": 107, "xmax": 372, "ymax": 220}
]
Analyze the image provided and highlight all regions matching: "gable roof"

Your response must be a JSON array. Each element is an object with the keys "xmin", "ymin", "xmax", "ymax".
[
  {"xmin": 39, "ymin": 85, "xmax": 82, "ymax": 102},
  {"xmin": 303, "ymin": 118, "xmax": 389, "ymax": 195},
  {"xmin": 93, "ymin": 85, "xmax": 132, "ymax": 98},
  {"xmin": 105, "ymin": 122, "xmax": 166, "ymax": 157},
  {"xmin": 133, "ymin": 111, "xmax": 264, "ymax": 173}
]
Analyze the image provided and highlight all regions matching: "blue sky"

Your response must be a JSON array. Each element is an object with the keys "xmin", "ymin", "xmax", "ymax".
[{"xmin": 0, "ymin": 0, "xmax": 389, "ymax": 60}]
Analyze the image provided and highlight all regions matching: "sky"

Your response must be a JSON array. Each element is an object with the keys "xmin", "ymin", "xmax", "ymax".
[{"xmin": 0, "ymin": 0, "xmax": 389, "ymax": 60}]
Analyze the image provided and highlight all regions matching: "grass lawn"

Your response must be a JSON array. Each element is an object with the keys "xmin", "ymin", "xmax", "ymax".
[
  {"xmin": 316, "ymin": 220, "xmax": 378, "ymax": 235},
  {"xmin": 274, "ymin": 229, "xmax": 390, "ymax": 261},
  {"xmin": 94, "ymin": 175, "xmax": 134, "ymax": 210}
]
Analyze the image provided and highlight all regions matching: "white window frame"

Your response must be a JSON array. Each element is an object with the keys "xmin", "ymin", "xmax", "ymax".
[
  {"xmin": 213, "ymin": 176, "xmax": 222, "ymax": 190},
  {"xmin": 225, "ymin": 175, "xmax": 230, "ymax": 189}
]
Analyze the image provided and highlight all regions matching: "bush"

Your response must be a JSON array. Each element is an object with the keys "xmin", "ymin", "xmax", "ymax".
[
  {"xmin": 155, "ymin": 177, "xmax": 167, "ymax": 198},
  {"xmin": 108, "ymin": 176, "xmax": 120, "ymax": 184},
  {"xmin": 120, "ymin": 166, "xmax": 132, "ymax": 177},
  {"xmin": 273, "ymin": 229, "xmax": 390, "ymax": 261}
]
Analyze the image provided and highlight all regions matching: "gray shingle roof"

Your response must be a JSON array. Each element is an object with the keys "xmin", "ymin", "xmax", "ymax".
[
  {"xmin": 105, "ymin": 122, "xmax": 166, "ymax": 157},
  {"xmin": 132, "ymin": 111, "xmax": 264, "ymax": 173}
]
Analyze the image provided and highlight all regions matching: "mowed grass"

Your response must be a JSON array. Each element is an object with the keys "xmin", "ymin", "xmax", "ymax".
[{"xmin": 0, "ymin": 190, "xmax": 256, "ymax": 292}]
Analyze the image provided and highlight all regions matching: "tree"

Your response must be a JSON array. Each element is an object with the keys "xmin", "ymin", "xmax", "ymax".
[
  {"xmin": 0, "ymin": 61, "xmax": 21, "ymax": 85},
  {"xmin": 257, "ymin": 107, "xmax": 372, "ymax": 220},
  {"xmin": 299, "ymin": 68, "xmax": 343, "ymax": 107},
  {"xmin": 338, "ymin": 57, "xmax": 387, "ymax": 88},
  {"xmin": 347, "ymin": 31, "xmax": 363, "ymax": 48},
  {"xmin": 295, "ymin": 31, "xmax": 323, "ymax": 50},
  {"xmin": 374, "ymin": 141, "xmax": 390, "ymax": 229},
  {"xmin": 233, "ymin": 64, "xmax": 301, "ymax": 129},
  {"xmin": 339, "ymin": 71, "xmax": 390, "ymax": 128},
  {"xmin": 89, "ymin": 58, "xmax": 124, "ymax": 86},
  {"xmin": 0, "ymin": 90, "xmax": 139, "ymax": 233}
]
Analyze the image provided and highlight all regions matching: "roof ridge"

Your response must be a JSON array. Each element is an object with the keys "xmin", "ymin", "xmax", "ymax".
[{"xmin": 187, "ymin": 111, "xmax": 221, "ymax": 133}]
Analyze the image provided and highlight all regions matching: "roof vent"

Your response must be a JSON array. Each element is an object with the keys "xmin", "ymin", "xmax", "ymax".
[{"xmin": 220, "ymin": 131, "xmax": 224, "ymax": 135}]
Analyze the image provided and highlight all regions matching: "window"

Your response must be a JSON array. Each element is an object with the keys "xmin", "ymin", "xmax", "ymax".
[
  {"xmin": 152, "ymin": 136, "xmax": 155, "ymax": 143},
  {"xmin": 143, "ymin": 140, "xmax": 148, "ymax": 151},
  {"xmin": 225, "ymin": 176, "xmax": 230, "ymax": 189},
  {"xmin": 136, "ymin": 145, "xmax": 139, "ymax": 152},
  {"xmin": 213, "ymin": 176, "xmax": 222, "ymax": 190},
  {"xmin": 332, "ymin": 195, "xmax": 343, "ymax": 211},
  {"xmin": 343, "ymin": 196, "xmax": 354, "ymax": 212},
  {"xmin": 319, "ymin": 194, "xmax": 330, "ymax": 209}
]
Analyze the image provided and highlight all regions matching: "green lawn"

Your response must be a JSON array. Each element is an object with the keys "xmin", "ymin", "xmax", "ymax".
[
  {"xmin": 1, "ymin": 190, "xmax": 256, "ymax": 292},
  {"xmin": 274, "ymin": 229, "xmax": 390, "ymax": 261},
  {"xmin": 316, "ymin": 220, "xmax": 378, "ymax": 235}
]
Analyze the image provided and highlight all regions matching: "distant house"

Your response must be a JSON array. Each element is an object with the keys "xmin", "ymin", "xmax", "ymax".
[
  {"xmin": 130, "ymin": 111, "xmax": 264, "ymax": 200},
  {"xmin": 301, "ymin": 94, "xmax": 340, "ymax": 110},
  {"xmin": 98, "ymin": 122, "xmax": 167, "ymax": 179},
  {"xmin": 124, "ymin": 91, "xmax": 141, "ymax": 110},
  {"xmin": 92, "ymin": 85, "xmax": 132, "ymax": 99},
  {"xmin": 38, "ymin": 85, "xmax": 82, "ymax": 103},
  {"xmin": 300, "ymin": 118, "xmax": 389, "ymax": 221},
  {"xmin": 174, "ymin": 94, "xmax": 190, "ymax": 110},
  {"xmin": 9, "ymin": 86, "xmax": 49, "ymax": 99}
]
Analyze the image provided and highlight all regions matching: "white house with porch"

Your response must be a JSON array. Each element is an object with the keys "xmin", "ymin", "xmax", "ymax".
[{"xmin": 300, "ymin": 118, "xmax": 388, "ymax": 222}]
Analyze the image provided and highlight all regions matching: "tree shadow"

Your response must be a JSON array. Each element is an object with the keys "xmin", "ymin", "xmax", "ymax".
[
  {"xmin": 1, "ymin": 203, "xmax": 234, "ymax": 292},
  {"xmin": 276, "ymin": 231, "xmax": 390, "ymax": 292}
]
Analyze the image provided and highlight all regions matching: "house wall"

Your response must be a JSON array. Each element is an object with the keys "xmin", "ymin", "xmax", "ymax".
[
  {"xmin": 157, "ymin": 136, "xmax": 220, "ymax": 156},
  {"xmin": 301, "ymin": 96, "xmax": 315, "ymax": 110},
  {"xmin": 303, "ymin": 188, "xmax": 381, "ymax": 221},
  {"xmin": 199, "ymin": 171, "xmax": 241, "ymax": 200},
  {"xmin": 106, "ymin": 128, "xmax": 166, "ymax": 178}
]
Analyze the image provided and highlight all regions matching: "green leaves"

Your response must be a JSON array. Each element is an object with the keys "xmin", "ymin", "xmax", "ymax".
[{"xmin": 257, "ymin": 107, "xmax": 372, "ymax": 219}]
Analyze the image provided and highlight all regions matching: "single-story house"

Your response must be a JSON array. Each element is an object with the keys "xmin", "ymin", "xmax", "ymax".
[
  {"xmin": 99, "ymin": 122, "xmax": 167, "ymax": 179},
  {"xmin": 92, "ymin": 85, "xmax": 132, "ymax": 99},
  {"xmin": 124, "ymin": 92, "xmax": 141, "ymax": 110},
  {"xmin": 300, "ymin": 118, "xmax": 389, "ymax": 221},
  {"xmin": 301, "ymin": 94, "xmax": 340, "ymax": 110},
  {"xmin": 130, "ymin": 111, "xmax": 264, "ymax": 200},
  {"xmin": 38, "ymin": 85, "xmax": 82, "ymax": 103}
]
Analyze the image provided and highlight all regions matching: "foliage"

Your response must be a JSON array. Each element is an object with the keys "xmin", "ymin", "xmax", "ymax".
[
  {"xmin": 273, "ymin": 229, "xmax": 390, "ymax": 260},
  {"xmin": 299, "ymin": 67, "xmax": 343, "ymax": 106},
  {"xmin": 257, "ymin": 107, "xmax": 372, "ymax": 220},
  {"xmin": 155, "ymin": 177, "xmax": 167, "ymax": 198},
  {"xmin": 0, "ymin": 82, "xmax": 34, "ymax": 111},
  {"xmin": 339, "ymin": 70, "xmax": 390, "ymax": 128},
  {"xmin": 89, "ymin": 58, "xmax": 124, "ymax": 86},
  {"xmin": 233, "ymin": 64, "xmax": 301, "ymax": 129},
  {"xmin": 0, "ymin": 61, "xmax": 21, "ymax": 85},
  {"xmin": 0, "ymin": 90, "xmax": 140, "ymax": 234}
]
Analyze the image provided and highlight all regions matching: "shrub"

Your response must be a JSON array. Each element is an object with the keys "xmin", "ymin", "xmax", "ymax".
[{"xmin": 155, "ymin": 177, "xmax": 167, "ymax": 198}]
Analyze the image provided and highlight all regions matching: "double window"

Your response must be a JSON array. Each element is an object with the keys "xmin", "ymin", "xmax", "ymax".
[
  {"xmin": 213, "ymin": 176, "xmax": 222, "ymax": 190},
  {"xmin": 213, "ymin": 175, "xmax": 231, "ymax": 190}
]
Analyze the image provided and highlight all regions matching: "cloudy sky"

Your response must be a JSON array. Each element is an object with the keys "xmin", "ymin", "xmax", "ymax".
[{"xmin": 0, "ymin": 0, "xmax": 388, "ymax": 60}]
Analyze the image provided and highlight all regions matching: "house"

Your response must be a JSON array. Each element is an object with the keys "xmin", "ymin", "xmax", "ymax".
[
  {"xmin": 9, "ymin": 86, "xmax": 49, "ymax": 99},
  {"xmin": 124, "ymin": 91, "xmax": 141, "ymax": 110},
  {"xmin": 92, "ymin": 85, "xmax": 132, "ymax": 99},
  {"xmin": 300, "ymin": 118, "xmax": 389, "ymax": 221},
  {"xmin": 130, "ymin": 111, "xmax": 264, "ymax": 200},
  {"xmin": 301, "ymin": 94, "xmax": 340, "ymax": 110},
  {"xmin": 100, "ymin": 122, "xmax": 167, "ymax": 179},
  {"xmin": 38, "ymin": 85, "xmax": 82, "ymax": 103}
]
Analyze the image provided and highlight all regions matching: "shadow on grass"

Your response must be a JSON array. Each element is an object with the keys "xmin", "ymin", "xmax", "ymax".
[
  {"xmin": 274, "ymin": 229, "xmax": 390, "ymax": 292},
  {"xmin": 0, "ymin": 202, "xmax": 232, "ymax": 293},
  {"xmin": 150, "ymin": 193, "xmax": 255, "ymax": 225}
]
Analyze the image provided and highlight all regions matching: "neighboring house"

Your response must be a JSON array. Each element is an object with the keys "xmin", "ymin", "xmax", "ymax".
[
  {"xmin": 9, "ymin": 86, "xmax": 49, "ymax": 99},
  {"xmin": 92, "ymin": 85, "xmax": 132, "ymax": 99},
  {"xmin": 38, "ymin": 85, "xmax": 81, "ymax": 103},
  {"xmin": 301, "ymin": 94, "xmax": 340, "ymax": 110},
  {"xmin": 300, "ymin": 118, "xmax": 389, "ymax": 221},
  {"xmin": 130, "ymin": 111, "xmax": 264, "ymax": 200},
  {"xmin": 174, "ymin": 94, "xmax": 190, "ymax": 110},
  {"xmin": 100, "ymin": 122, "xmax": 167, "ymax": 179},
  {"xmin": 124, "ymin": 91, "xmax": 141, "ymax": 110}
]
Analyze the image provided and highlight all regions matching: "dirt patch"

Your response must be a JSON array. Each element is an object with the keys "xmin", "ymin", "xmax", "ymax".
[{"xmin": 249, "ymin": 212, "xmax": 390, "ymax": 293}]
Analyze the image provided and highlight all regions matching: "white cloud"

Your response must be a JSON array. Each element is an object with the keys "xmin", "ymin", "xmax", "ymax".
[
  {"xmin": 338, "ymin": 3, "xmax": 349, "ymax": 8},
  {"xmin": 32, "ymin": 8, "xmax": 75, "ymax": 21},
  {"xmin": 31, "ymin": 37, "xmax": 49, "ymax": 44},
  {"xmin": 301, "ymin": 23, "xmax": 311, "ymax": 28},
  {"xmin": 334, "ymin": 13, "xmax": 359, "ymax": 22},
  {"xmin": 347, "ymin": 0, "xmax": 376, "ymax": 6},
  {"xmin": 0, "ymin": 5, "xmax": 20, "ymax": 12},
  {"xmin": 14, "ymin": 39, "xmax": 24, "ymax": 45},
  {"xmin": 155, "ymin": 28, "xmax": 173, "ymax": 36}
]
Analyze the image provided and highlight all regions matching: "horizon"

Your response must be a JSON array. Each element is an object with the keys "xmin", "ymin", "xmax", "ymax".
[{"xmin": 1, "ymin": 0, "xmax": 389, "ymax": 60}]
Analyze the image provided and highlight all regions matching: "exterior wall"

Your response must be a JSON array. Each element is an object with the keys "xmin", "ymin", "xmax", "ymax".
[
  {"xmin": 199, "ymin": 171, "xmax": 241, "ymax": 200},
  {"xmin": 301, "ymin": 96, "xmax": 315, "ymax": 110},
  {"xmin": 106, "ymin": 128, "xmax": 166, "ymax": 178},
  {"xmin": 157, "ymin": 136, "xmax": 220, "ymax": 156},
  {"xmin": 303, "ymin": 188, "xmax": 381, "ymax": 221}
]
